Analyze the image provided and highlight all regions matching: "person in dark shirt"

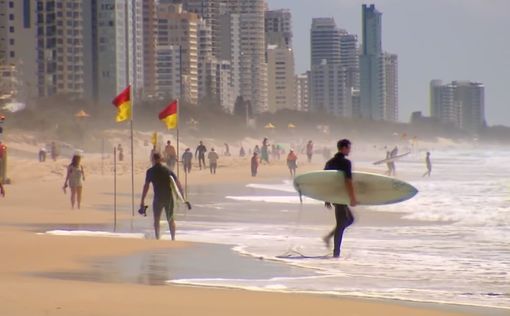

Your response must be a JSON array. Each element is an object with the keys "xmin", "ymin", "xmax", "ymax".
[
  {"xmin": 140, "ymin": 153, "xmax": 187, "ymax": 240},
  {"xmin": 423, "ymin": 152, "xmax": 432, "ymax": 177},
  {"xmin": 322, "ymin": 139, "xmax": 357, "ymax": 258},
  {"xmin": 182, "ymin": 148, "xmax": 193, "ymax": 174},
  {"xmin": 195, "ymin": 141, "xmax": 207, "ymax": 170}
]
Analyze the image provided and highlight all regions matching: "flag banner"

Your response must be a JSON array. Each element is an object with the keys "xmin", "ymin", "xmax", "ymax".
[
  {"xmin": 159, "ymin": 100, "xmax": 178, "ymax": 129},
  {"xmin": 112, "ymin": 86, "xmax": 131, "ymax": 122}
]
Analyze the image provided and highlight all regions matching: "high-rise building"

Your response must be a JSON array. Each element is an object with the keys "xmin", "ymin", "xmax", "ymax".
[
  {"xmin": 0, "ymin": 0, "xmax": 38, "ymax": 100},
  {"xmin": 36, "ymin": 0, "xmax": 87, "ymax": 98},
  {"xmin": 384, "ymin": 53, "xmax": 398, "ymax": 121},
  {"xmin": 154, "ymin": 45, "xmax": 182, "ymax": 99},
  {"xmin": 310, "ymin": 18, "xmax": 342, "ymax": 66},
  {"xmin": 142, "ymin": 0, "xmax": 157, "ymax": 98},
  {"xmin": 359, "ymin": 4, "xmax": 385, "ymax": 120},
  {"xmin": 215, "ymin": 60, "xmax": 234, "ymax": 112},
  {"xmin": 296, "ymin": 73, "xmax": 310, "ymax": 112},
  {"xmin": 155, "ymin": 3, "xmax": 199, "ymax": 104},
  {"xmin": 309, "ymin": 17, "xmax": 350, "ymax": 116},
  {"xmin": 197, "ymin": 18, "xmax": 217, "ymax": 101},
  {"xmin": 340, "ymin": 33, "xmax": 359, "ymax": 90},
  {"xmin": 267, "ymin": 45, "xmax": 296, "ymax": 112},
  {"xmin": 265, "ymin": 9, "xmax": 292, "ymax": 48},
  {"xmin": 93, "ymin": 0, "xmax": 144, "ymax": 104},
  {"xmin": 430, "ymin": 80, "xmax": 485, "ymax": 132},
  {"xmin": 310, "ymin": 61, "xmax": 350, "ymax": 117},
  {"xmin": 220, "ymin": 0, "xmax": 267, "ymax": 113}
]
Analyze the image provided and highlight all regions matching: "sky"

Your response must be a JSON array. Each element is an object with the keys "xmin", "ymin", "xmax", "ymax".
[{"xmin": 267, "ymin": 0, "xmax": 510, "ymax": 126}]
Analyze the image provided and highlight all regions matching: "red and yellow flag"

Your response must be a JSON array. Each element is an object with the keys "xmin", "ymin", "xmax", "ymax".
[
  {"xmin": 159, "ymin": 100, "xmax": 178, "ymax": 129},
  {"xmin": 112, "ymin": 85, "xmax": 131, "ymax": 122}
]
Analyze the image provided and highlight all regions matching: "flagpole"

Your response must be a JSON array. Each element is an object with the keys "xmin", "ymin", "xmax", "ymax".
[
  {"xmin": 176, "ymin": 98, "xmax": 180, "ymax": 179},
  {"xmin": 125, "ymin": 0, "xmax": 135, "ymax": 217}
]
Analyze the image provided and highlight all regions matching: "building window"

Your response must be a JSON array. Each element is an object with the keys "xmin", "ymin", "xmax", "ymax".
[
  {"xmin": 9, "ymin": 14, "xmax": 14, "ymax": 21},
  {"xmin": 9, "ymin": 51, "xmax": 15, "ymax": 58},
  {"xmin": 9, "ymin": 26, "xmax": 14, "ymax": 33},
  {"xmin": 9, "ymin": 39, "xmax": 14, "ymax": 45},
  {"xmin": 9, "ymin": 1, "xmax": 14, "ymax": 9}
]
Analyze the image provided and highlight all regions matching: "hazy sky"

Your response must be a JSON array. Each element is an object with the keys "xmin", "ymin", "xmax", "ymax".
[{"xmin": 267, "ymin": 0, "xmax": 510, "ymax": 126}]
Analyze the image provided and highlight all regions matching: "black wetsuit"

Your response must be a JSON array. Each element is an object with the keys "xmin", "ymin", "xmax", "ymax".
[{"xmin": 324, "ymin": 153, "xmax": 355, "ymax": 257}]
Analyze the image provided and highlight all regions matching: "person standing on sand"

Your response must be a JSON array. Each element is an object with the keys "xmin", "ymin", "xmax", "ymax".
[
  {"xmin": 195, "ymin": 141, "xmax": 207, "ymax": 170},
  {"xmin": 322, "ymin": 139, "xmax": 357, "ymax": 258},
  {"xmin": 239, "ymin": 145, "xmax": 246, "ymax": 157},
  {"xmin": 306, "ymin": 140, "xmax": 314, "ymax": 163},
  {"xmin": 286, "ymin": 149, "xmax": 298, "ymax": 177},
  {"xmin": 117, "ymin": 144, "xmax": 124, "ymax": 162},
  {"xmin": 208, "ymin": 148, "xmax": 219, "ymax": 174},
  {"xmin": 423, "ymin": 152, "xmax": 432, "ymax": 177},
  {"xmin": 251, "ymin": 152, "xmax": 259, "ymax": 177},
  {"xmin": 182, "ymin": 148, "xmax": 193, "ymax": 174},
  {"xmin": 261, "ymin": 138, "xmax": 270, "ymax": 164},
  {"xmin": 38, "ymin": 146, "xmax": 47, "ymax": 162},
  {"xmin": 51, "ymin": 142, "xmax": 59, "ymax": 161},
  {"xmin": 164, "ymin": 141, "xmax": 177, "ymax": 171},
  {"xmin": 63, "ymin": 155, "xmax": 85, "ymax": 209},
  {"xmin": 140, "ymin": 153, "xmax": 188, "ymax": 240}
]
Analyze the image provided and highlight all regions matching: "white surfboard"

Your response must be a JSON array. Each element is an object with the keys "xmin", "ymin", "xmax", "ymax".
[
  {"xmin": 373, "ymin": 152, "xmax": 411, "ymax": 165},
  {"xmin": 170, "ymin": 176, "xmax": 186, "ymax": 203},
  {"xmin": 293, "ymin": 171, "xmax": 418, "ymax": 205}
]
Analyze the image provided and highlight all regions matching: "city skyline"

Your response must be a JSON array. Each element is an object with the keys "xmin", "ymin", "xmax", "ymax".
[{"xmin": 268, "ymin": 0, "xmax": 510, "ymax": 126}]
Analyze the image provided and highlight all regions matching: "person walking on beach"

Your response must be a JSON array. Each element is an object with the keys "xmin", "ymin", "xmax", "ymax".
[
  {"xmin": 423, "ymin": 152, "xmax": 432, "ymax": 177},
  {"xmin": 50, "ymin": 142, "xmax": 59, "ymax": 161},
  {"xmin": 306, "ymin": 140, "xmax": 314, "ymax": 163},
  {"xmin": 323, "ymin": 139, "xmax": 357, "ymax": 258},
  {"xmin": 182, "ymin": 148, "xmax": 192, "ymax": 174},
  {"xmin": 261, "ymin": 138, "xmax": 270, "ymax": 164},
  {"xmin": 38, "ymin": 146, "xmax": 47, "ymax": 162},
  {"xmin": 164, "ymin": 141, "xmax": 177, "ymax": 171},
  {"xmin": 251, "ymin": 152, "xmax": 259, "ymax": 177},
  {"xmin": 140, "ymin": 153, "xmax": 187, "ymax": 240},
  {"xmin": 286, "ymin": 149, "xmax": 298, "ymax": 177},
  {"xmin": 195, "ymin": 141, "xmax": 207, "ymax": 170},
  {"xmin": 117, "ymin": 144, "xmax": 124, "ymax": 162},
  {"xmin": 208, "ymin": 148, "xmax": 219, "ymax": 174},
  {"xmin": 63, "ymin": 155, "xmax": 85, "ymax": 209},
  {"xmin": 239, "ymin": 145, "xmax": 246, "ymax": 157}
]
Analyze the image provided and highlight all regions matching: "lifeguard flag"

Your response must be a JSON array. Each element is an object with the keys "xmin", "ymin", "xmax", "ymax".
[
  {"xmin": 159, "ymin": 100, "xmax": 178, "ymax": 129},
  {"xmin": 112, "ymin": 85, "xmax": 131, "ymax": 122}
]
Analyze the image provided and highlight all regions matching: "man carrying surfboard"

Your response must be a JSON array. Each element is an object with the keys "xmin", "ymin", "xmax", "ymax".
[
  {"xmin": 323, "ymin": 139, "xmax": 357, "ymax": 258},
  {"xmin": 140, "ymin": 153, "xmax": 189, "ymax": 240}
]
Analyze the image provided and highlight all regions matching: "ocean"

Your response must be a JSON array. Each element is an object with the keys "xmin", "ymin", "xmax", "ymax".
[{"xmin": 169, "ymin": 149, "xmax": 510, "ymax": 310}]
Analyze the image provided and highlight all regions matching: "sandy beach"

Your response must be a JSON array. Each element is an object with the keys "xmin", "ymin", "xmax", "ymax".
[{"xmin": 0, "ymin": 134, "xmax": 504, "ymax": 316}]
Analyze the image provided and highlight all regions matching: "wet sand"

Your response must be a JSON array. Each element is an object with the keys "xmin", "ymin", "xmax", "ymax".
[{"xmin": 0, "ymin": 153, "xmax": 497, "ymax": 316}]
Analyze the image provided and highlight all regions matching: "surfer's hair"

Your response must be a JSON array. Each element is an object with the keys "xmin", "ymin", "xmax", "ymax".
[
  {"xmin": 153, "ymin": 152, "xmax": 162, "ymax": 161},
  {"xmin": 337, "ymin": 139, "xmax": 351, "ymax": 150}
]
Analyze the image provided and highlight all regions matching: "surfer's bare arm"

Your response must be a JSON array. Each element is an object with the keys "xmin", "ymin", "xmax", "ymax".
[
  {"xmin": 140, "ymin": 182, "xmax": 150, "ymax": 207},
  {"xmin": 81, "ymin": 166, "xmax": 85, "ymax": 181}
]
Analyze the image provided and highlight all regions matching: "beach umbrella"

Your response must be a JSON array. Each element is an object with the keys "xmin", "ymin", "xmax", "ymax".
[
  {"xmin": 264, "ymin": 123, "xmax": 276, "ymax": 129},
  {"xmin": 75, "ymin": 110, "xmax": 90, "ymax": 118}
]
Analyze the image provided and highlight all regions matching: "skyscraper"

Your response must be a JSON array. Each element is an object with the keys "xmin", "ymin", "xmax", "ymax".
[
  {"xmin": 266, "ymin": 45, "xmax": 296, "ymax": 112},
  {"xmin": 359, "ymin": 4, "xmax": 385, "ymax": 120},
  {"xmin": 384, "ymin": 53, "xmax": 398, "ymax": 121},
  {"xmin": 0, "ymin": 0, "xmax": 37, "ymax": 100},
  {"xmin": 265, "ymin": 9, "xmax": 292, "ymax": 48},
  {"xmin": 36, "ymin": 0, "xmax": 87, "ymax": 98},
  {"xmin": 222, "ymin": 0, "xmax": 267, "ymax": 113},
  {"xmin": 155, "ymin": 3, "xmax": 199, "ymax": 104},
  {"xmin": 309, "ymin": 17, "xmax": 350, "ymax": 116},
  {"xmin": 296, "ymin": 72, "xmax": 310, "ymax": 112},
  {"xmin": 93, "ymin": 0, "xmax": 144, "ymax": 104},
  {"xmin": 430, "ymin": 80, "xmax": 485, "ymax": 132},
  {"xmin": 310, "ymin": 18, "xmax": 342, "ymax": 66}
]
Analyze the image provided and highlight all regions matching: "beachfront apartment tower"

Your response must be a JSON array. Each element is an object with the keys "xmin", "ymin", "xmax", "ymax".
[
  {"xmin": 384, "ymin": 53, "xmax": 398, "ymax": 121},
  {"xmin": 36, "ymin": 0, "xmax": 87, "ymax": 98},
  {"xmin": 430, "ymin": 80, "xmax": 485, "ymax": 133},
  {"xmin": 296, "ymin": 72, "xmax": 310, "ymax": 112},
  {"xmin": 0, "ymin": 0, "xmax": 38, "ymax": 100},
  {"xmin": 266, "ymin": 45, "xmax": 296, "ymax": 112},
  {"xmin": 265, "ymin": 9, "xmax": 292, "ymax": 49},
  {"xmin": 310, "ymin": 18, "xmax": 342, "ymax": 66},
  {"xmin": 93, "ymin": 0, "xmax": 144, "ymax": 105},
  {"xmin": 359, "ymin": 4, "xmax": 385, "ymax": 120},
  {"xmin": 155, "ymin": 3, "xmax": 199, "ymax": 104}
]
